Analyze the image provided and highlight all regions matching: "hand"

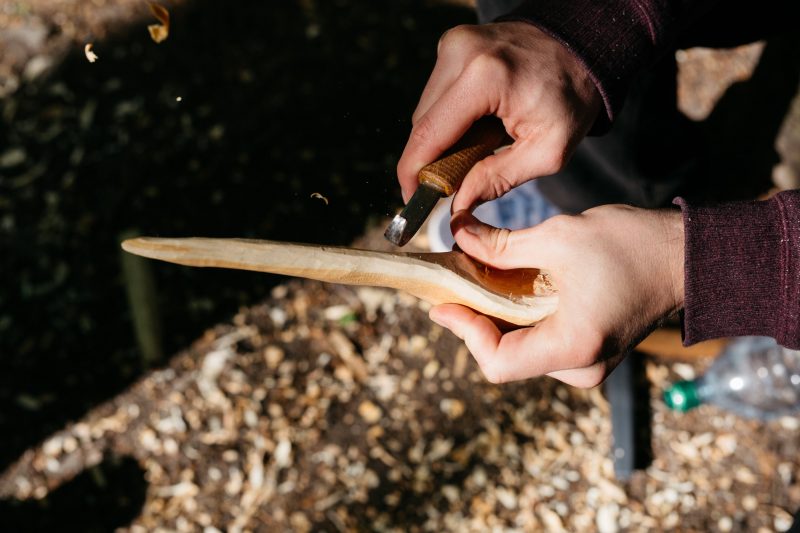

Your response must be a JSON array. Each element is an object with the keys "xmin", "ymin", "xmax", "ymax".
[
  {"xmin": 429, "ymin": 206, "xmax": 685, "ymax": 387},
  {"xmin": 396, "ymin": 22, "xmax": 601, "ymax": 206}
]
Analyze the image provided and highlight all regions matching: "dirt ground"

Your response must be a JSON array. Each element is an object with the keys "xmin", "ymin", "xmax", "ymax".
[
  {"xmin": 1, "ymin": 272, "xmax": 799, "ymax": 531},
  {"xmin": 1, "ymin": 1, "xmax": 800, "ymax": 531}
]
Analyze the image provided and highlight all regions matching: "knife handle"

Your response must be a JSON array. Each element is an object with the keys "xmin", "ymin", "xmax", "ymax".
[{"xmin": 417, "ymin": 117, "xmax": 509, "ymax": 196}]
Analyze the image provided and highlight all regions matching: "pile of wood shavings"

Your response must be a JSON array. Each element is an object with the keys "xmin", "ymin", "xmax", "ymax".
[{"xmin": 1, "ymin": 277, "xmax": 798, "ymax": 532}]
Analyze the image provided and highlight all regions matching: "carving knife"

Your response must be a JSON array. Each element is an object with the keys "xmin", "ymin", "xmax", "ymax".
[{"xmin": 384, "ymin": 117, "xmax": 509, "ymax": 246}]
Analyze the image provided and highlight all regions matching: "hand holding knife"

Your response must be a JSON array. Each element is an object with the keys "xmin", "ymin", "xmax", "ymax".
[{"xmin": 384, "ymin": 117, "xmax": 509, "ymax": 246}]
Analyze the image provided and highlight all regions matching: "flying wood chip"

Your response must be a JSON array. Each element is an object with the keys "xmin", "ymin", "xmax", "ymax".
[
  {"xmin": 84, "ymin": 43, "xmax": 98, "ymax": 63},
  {"xmin": 147, "ymin": 2, "xmax": 170, "ymax": 43},
  {"xmin": 310, "ymin": 192, "xmax": 329, "ymax": 205}
]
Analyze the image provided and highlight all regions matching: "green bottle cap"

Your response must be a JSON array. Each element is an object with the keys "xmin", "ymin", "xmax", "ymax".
[{"xmin": 663, "ymin": 380, "xmax": 701, "ymax": 412}]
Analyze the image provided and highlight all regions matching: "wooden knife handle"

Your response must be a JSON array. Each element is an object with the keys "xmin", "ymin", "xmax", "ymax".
[{"xmin": 418, "ymin": 117, "xmax": 509, "ymax": 196}]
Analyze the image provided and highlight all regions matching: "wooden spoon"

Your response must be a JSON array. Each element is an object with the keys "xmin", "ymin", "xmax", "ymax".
[{"xmin": 121, "ymin": 237, "xmax": 558, "ymax": 326}]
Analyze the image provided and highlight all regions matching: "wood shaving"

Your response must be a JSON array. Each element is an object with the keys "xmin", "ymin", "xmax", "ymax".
[
  {"xmin": 84, "ymin": 43, "xmax": 99, "ymax": 63},
  {"xmin": 357, "ymin": 401, "xmax": 382, "ymax": 424},
  {"xmin": 147, "ymin": 2, "xmax": 170, "ymax": 43},
  {"xmin": 310, "ymin": 192, "xmax": 329, "ymax": 205}
]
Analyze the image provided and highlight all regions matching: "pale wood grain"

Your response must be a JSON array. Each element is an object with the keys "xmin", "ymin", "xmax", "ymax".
[{"xmin": 122, "ymin": 237, "xmax": 559, "ymax": 326}]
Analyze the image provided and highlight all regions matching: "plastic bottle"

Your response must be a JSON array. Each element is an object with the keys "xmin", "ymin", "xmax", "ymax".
[{"xmin": 663, "ymin": 336, "xmax": 800, "ymax": 420}]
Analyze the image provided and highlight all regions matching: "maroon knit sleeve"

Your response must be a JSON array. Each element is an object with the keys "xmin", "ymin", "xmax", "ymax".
[
  {"xmin": 499, "ymin": 0, "xmax": 708, "ymax": 129},
  {"xmin": 675, "ymin": 192, "xmax": 800, "ymax": 348}
]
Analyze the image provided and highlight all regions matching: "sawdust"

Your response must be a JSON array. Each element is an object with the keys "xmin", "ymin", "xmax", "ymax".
[{"xmin": 147, "ymin": 2, "xmax": 170, "ymax": 44}]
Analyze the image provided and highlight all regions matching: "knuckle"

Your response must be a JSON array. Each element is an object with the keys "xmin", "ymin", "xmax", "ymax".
[
  {"xmin": 465, "ymin": 52, "xmax": 507, "ymax": 82},
  {"xmin": 491, "ymin": 173, "xmax": 515, "ymax": 199},
  {"xmin": 470, "ymin": 159, "xmax": 491, "ymax": 181},
  {"xmin": 438, "ymin": 24, "xmax": 474, "ymax": 54},
  {"xmin": 487, "ymin": 227, "xmax": 513, "ymax": 257},
  {"xmin": 472, "ymin": 159, "xmax": 514, "ymax": 199},
  {"xmin": 410, "ymin": 115, "xmax": 435, "ymax": 146}
]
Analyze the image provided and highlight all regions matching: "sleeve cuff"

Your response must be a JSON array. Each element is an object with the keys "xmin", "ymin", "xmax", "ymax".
[{"xmin": 675, "ymin": 194, "xmax": 800, "ymax": 349}]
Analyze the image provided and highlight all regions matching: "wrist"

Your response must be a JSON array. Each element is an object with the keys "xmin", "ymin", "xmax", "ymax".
[{"xmin": 663, "ymin": 208, "xmax": 685, "ymax": 315}]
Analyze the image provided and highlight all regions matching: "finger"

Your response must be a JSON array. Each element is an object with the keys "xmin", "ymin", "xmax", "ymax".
[
  {"xmin": 397, "ymin": 61, "xmax": 465, "ymax": 202},
  {"xmin": 412, "ymin": 56, "xmax": 468, "ymax": 127},
  {"xmin": 396, "ymin": 77, "xmax": 492, "ymax": 202},
  {"xmin": 452, "ymin": 132, "xmax": 568, "ymax": 212},
  {"xmin": 429, "ymin": 304, "xmax": 580, "ymax": 383},
  {"xmin": 449, "ymin": 210, "xmax": 560, "ymax": 270},
  {"xmin": 411, "ymin": 72, "xmax": 453, "ymax": 131},
  {"xmin": 414, "ymin": 24, "xmax": 487, "ymax": 124}
]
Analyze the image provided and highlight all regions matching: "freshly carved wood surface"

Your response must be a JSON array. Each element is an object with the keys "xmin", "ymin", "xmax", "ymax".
[{"xmin": 122, "ymin": 237, "xmax": 559, "ymax": 326}]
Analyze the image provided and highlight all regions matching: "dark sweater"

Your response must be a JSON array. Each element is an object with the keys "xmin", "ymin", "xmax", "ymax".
[{"xmin": 504, "ymin": 0, "xmax": 800, "ymax": 347}]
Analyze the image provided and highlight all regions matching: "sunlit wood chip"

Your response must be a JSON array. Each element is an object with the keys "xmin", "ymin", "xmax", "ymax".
[
  {"xmin": 274, "ymin": 439, "xmax": 292, "ymax": 469},
  {"xmin": 310, "ymin": 192, "xmax": 329, "ymax": 205},
  {"xmin": 426, "ymin": 437, "xmax": 453, "ymax": 461},
  {"xmin": 358, "ymin": 400, "xmax": 382, "ymax": 424},
  {"xmin": 148, "ymin": 2, "xmax": 170, "ymax": 43},
  {"xmin": 84, "ymin": 43, "xmax": 98, "ymax": 63},
  {"xmin": 264, "ymin": 345, "xmax": 284, "ymax": 369},
  {"xmin": 536, "ymin": 504, "xmax": 567, "ymax": 533},
  {"xmin": 439, "ymin": 398, "xmax": 465, "ymax": 420},
  {"xmin": 441, "ymin": 485, "xmax": 460, "ymax": 503},
  {"xmin": 496, "ymin": 487, "xmax": 518, "ymax": 510}
]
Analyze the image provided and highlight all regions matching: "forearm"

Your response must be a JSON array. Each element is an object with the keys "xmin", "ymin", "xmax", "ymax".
[{"xmin": 676, "ymin": 191, "xmax": 800, "ymax": 348}]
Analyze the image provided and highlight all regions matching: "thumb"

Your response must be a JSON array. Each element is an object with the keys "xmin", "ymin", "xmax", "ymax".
[
  {"xmin": 452, "ymin": 135, "xmax": 565, "ymax": 212},
  {"xmin": 450, "ymin": 210, "xmax": 555, "ymax": 270}
]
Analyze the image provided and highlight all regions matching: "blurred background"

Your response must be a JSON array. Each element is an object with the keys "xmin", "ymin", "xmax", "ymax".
[{"xmin": 1, "ymin": 0, "xmax": 799, "ymax": 531}]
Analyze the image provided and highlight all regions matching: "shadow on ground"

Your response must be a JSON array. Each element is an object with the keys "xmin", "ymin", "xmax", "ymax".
[{"xmin": 0, "ymin": 456, "xmax": 146, "ymax": 532}]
